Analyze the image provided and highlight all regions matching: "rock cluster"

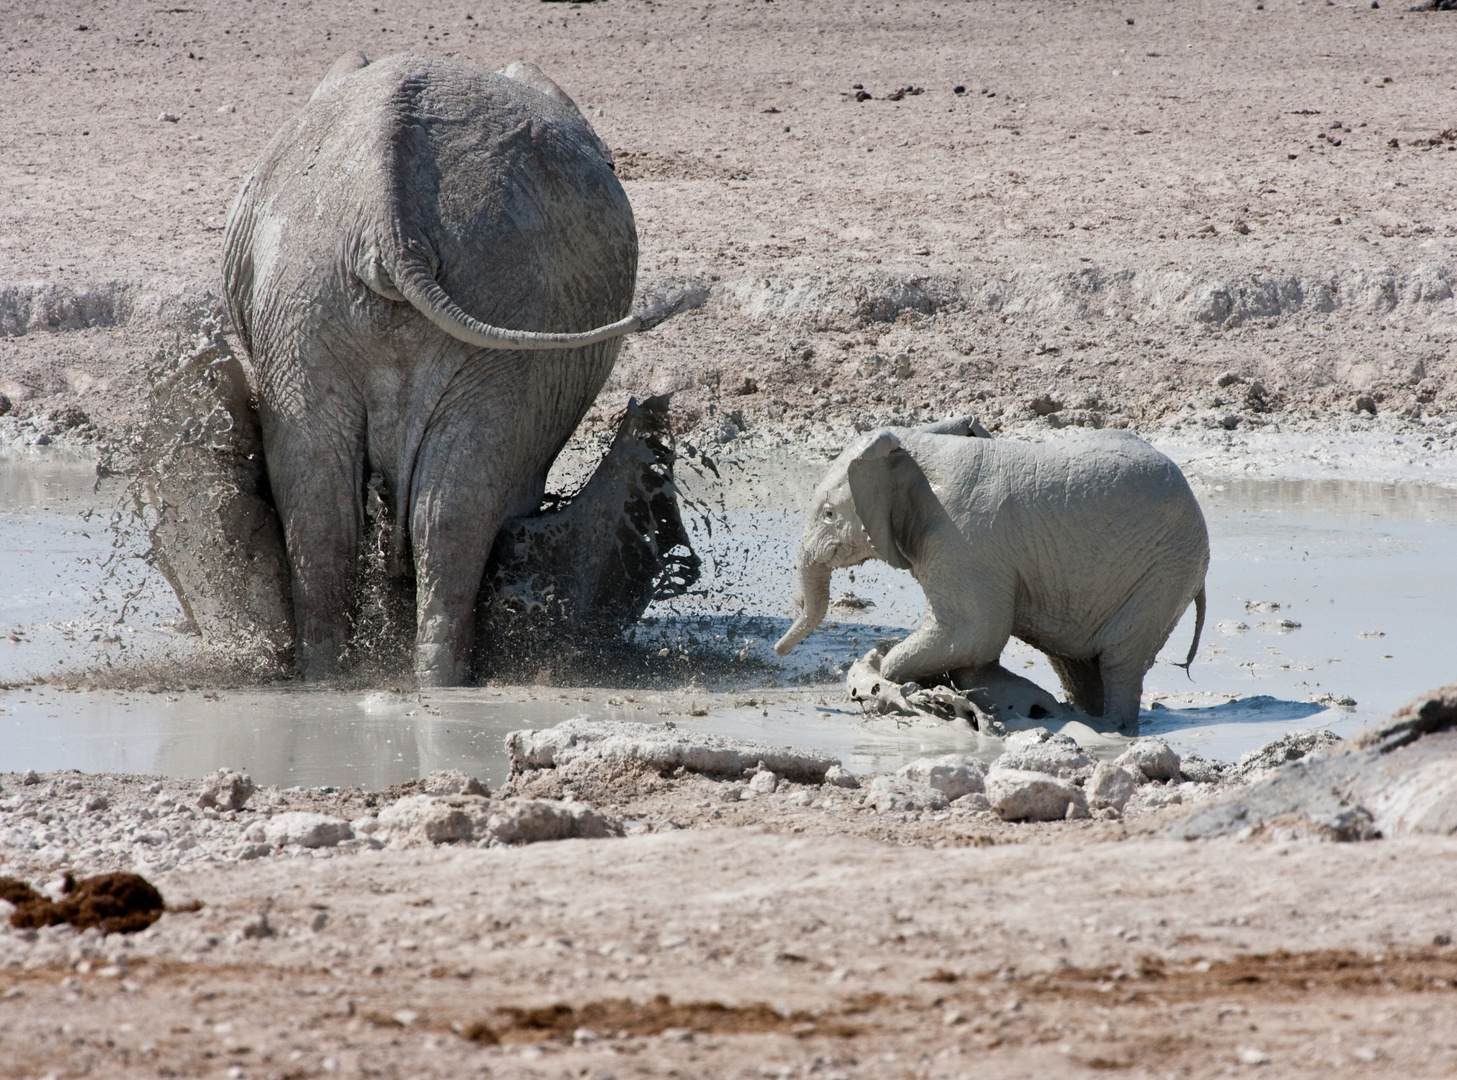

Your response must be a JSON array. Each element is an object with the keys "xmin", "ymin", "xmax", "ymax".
[
  {"xmin": 1171, "ymin": 687, "xmax": 1457, "ymax": 841},
  {"xmin": 0, "ymin": 766, "xmax": 621, "ymax": 879},
  {"xmin": 977, "ymin": 731, "xmax": 1234, "ymax": 822}
]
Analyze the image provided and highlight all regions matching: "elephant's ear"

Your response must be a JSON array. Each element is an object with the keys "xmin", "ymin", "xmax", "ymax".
[
  {"xmin": 916, "ymin": 415, "xmax": 993, "ymax": 439},
  {"xmin": 846, "ymin": 431, "xmax": 915, "ymax": 570},
  {"xmin": 310, "ymin": 52, "xmax": 369, "ymax": 102},
  {"xmin": 498, "ymin": 61, "xmax": 614, "ymax": 166}
]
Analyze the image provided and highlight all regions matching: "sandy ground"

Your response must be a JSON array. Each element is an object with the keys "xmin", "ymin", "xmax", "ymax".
[
  {"xmin": 2, "ymin": 0, "xmax": 1456, "ymax": 455},
  {"xmin": 2, "ymin": 762, "xmax": 1457, "ymax": 1080}
]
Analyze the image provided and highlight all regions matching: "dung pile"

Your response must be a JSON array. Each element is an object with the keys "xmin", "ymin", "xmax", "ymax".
[{"xmin": 0, "ymin": 872, "xmax": 165, "ymax": 934}]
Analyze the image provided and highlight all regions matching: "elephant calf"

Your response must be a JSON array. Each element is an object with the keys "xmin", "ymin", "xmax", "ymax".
[{"xmin": 775, "ymin": 421, "xmax": 1209, "ymax": 732}]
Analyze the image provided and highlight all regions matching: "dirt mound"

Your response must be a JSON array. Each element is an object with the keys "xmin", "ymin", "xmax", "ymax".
[
  {"xmin": 455, "ymin": 993, "xmax": 852, "ymax": 1045},
  {"xmin": 0, "ymin": 872, "xmax": 165, "ymax": 935}
]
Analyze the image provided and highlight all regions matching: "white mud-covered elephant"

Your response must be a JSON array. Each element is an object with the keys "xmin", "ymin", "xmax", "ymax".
[
  {"xmin": 775, "ymin": 420, "xmax": 1209, "ymax": 732},
  {"xmin": 222, "ymin": 52, "xmax": 695, "ymax": 684}
]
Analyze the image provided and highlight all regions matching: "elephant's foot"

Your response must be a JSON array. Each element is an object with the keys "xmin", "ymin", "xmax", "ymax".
[
  {"xmin": 296, "ymin": 636, "xmax": 346, "ymax": 682},
  {"xmin": 415, "ymin": 641, "xmax": 466, "ymax": 688}
]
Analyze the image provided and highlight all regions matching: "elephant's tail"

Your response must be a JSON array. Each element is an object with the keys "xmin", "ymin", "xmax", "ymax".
[
  {"xmin": 393, "ymin": 258, "xmax": 641, "ymax": 351},
  {"xmin": 1173, "ymin": 586, "xmax": 1206, "ymax": 679}
]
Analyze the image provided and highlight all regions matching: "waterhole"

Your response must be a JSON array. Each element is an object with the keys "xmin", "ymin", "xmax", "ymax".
[{"xmin": 1, "ymin": 447, "xmax": 1453, "ymax": 787}]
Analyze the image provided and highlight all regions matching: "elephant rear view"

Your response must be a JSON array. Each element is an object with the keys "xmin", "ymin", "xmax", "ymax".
[{"xmin": 224, "ymin": 53, "xmax": 669, "ymax": 684}]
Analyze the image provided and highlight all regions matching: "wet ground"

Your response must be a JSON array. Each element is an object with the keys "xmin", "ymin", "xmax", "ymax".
[{"xmin": 2, "ymin": 443, "xmax": 1454, "ymax": 788}]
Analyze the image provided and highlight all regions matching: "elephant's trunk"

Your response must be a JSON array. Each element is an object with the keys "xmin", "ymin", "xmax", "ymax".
[{"xmin": 774, "ymin": 560, "xmax": 832, "ymax": 656}]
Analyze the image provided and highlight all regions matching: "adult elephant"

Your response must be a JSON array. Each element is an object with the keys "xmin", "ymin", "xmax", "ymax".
[{"xmin": 223, "ymin": 52, "xmax": 690, "ymax": 685}]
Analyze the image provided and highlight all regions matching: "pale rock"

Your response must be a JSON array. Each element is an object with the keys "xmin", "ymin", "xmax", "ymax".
[
  {"xmin": 483, "ymin": 799, "xmax": 620, "ymax": 845},
  {"xmin": 508, "ymin": 716, "xmax": 840, "ymax": 783},
  {"xmin": 197, "ymin": 769, "xmax": 256, "ymax": 811},
  {"xmin": 866, "ymin": 776, "xmax": 949, "ymax": 812},
  {"xmin": 986, "ymin": 768, "xmax": 1088, "ymax": 822},
  {"xmin": 1179, "ymin": 754, "xmax": 1225, "ymax": 784},
  {"xmin": 898, "ymin": 754, "xmax": 986, "ymax": 800},
  {"xmin": 1139, "ymin": 786, "xmax": 1184, "ymax": 810},
  {"xmin": 951, "ymin": 792, "xmax": 992, "ymax": 811},
  {"xmin": 262, "ymin": 812, "xmax": 353, "ymax": 849},
  {"xmin": 1086, "ymin": 762, "xmax": 1140, "ymax": 812},
  {"xmin": 748, "ymin": 769, "xmax": 779, "ymax": 795},
  {"xmin": 994, "ymin": 734, "xmax": 1091, "ymax": 777},
  {"xmin": 1115, "ymin": 737, "xmax": 1182, "ymax": 782},
  {"xmin": 375, "ymin": 795, "xmax": 492, "ymax": 845},
  {"xmin": 233, "ymin": 842, "xmax": 271, "ymax": 861},
  {"xmin": 420, "ymin": 769, "xmax": 488, "ymax": 797},
  {"xmin": 1232, "ymin": 729, "xmax": 1340, "ymax": 778},
  {"xmin": 822, "ymin": 764, "xmax": 860, "ymax": 789},
  {"xmin": 82, "ymin": 794, "xmax": 108, "ymax": 812},
  {"xmin": 21, "ymin": 770, "xmax": 39, "ymax": 786}
]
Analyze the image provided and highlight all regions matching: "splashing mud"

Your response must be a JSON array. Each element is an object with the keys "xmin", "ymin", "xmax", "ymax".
[
  {"xmin": 122, "ymin": 332, "xmax": 705, "ymax": 687},
  {"xmin": 474, "ymin": 395, "xmax": 702, "ymax": 682},
  {"xmin": 128, "ymin": 322, "xmax": 292, "ymax": 671}
]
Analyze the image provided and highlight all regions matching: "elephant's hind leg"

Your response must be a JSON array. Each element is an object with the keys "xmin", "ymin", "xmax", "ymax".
[
  {"xmin": 1045, "ymin": 654, "xmax": 1104, "ymax": 716},
  {"xmin": 264, "ymin": 413, "xmax": 366, "ymax": 680},
  {"xmin": 408, "ymin": 411, "xmax": 519, "ymax": 688},
  {"xmin": 1097, "ymin": 655, "xmax": 1150, "ymax": 734}
]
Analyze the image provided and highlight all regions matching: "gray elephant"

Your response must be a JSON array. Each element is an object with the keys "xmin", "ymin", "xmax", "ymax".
[
  {"xmin": 775, "ymin": 421, "xmax": 1209, "ymax": 731},
  {"xmin": 222, "ymin": 52, "xmax": 692, "ymax": 684}
]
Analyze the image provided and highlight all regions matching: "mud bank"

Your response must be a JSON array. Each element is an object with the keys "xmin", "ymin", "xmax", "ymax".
[{"xmin": 1, "ymin": 702, "xmax": 1455, "ymax": 1077}]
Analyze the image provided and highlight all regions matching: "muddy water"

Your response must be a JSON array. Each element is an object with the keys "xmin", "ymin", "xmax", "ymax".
[{"xmin": 1, "ymin": 445, "xmax": 1453, "ymax": 787}]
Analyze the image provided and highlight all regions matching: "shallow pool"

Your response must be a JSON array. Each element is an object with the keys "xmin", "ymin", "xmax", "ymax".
[{"xmin": 0, "ymin": 446, "xmax": 1452, "ymax": 786}]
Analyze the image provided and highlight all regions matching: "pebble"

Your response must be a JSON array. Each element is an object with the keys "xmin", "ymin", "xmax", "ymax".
[
  {"xmin": 748, "ymin": 769, "xmax": 779, "ymax": 795},
  {"xmin": 375, "ymin": 795, "xmax": 488, "ymax": 845},
  {"xmin": 1086, "ymin": 763, "xmax": 1139, "ymax": 812},
  {"xmin": 995, "ymin": 738, "xmax": 1091, "ymax": 777},
  {"xmin": 197, "ymin": 769, "xmax": 255, "ymax": 812},
  {"xmin": 262, "ymin": 812, "xmax": 352, "ymax": 850},
  {"xmin": 865, "ymin": 776, "xmax": 948, "ymax": 812},
  {"xmin": 1115, "ymin": 737, "xmax": 1182, "ymax": 783},
  {"xmin": 157, "ymin": 112, "xmax": 180, "ymax": 123},
  {"xmin": 420, "ymin": 769, "xmax": 488, "ymax": 797},
  {"xmin": 484, "ymin": 799, "xmax": 620, "ymax": 846}
]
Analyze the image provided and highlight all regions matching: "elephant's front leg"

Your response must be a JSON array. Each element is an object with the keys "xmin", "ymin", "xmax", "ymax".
[{"xmin": 879, "ymin": 583, "xmax": 1014, "ymax": 685}]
